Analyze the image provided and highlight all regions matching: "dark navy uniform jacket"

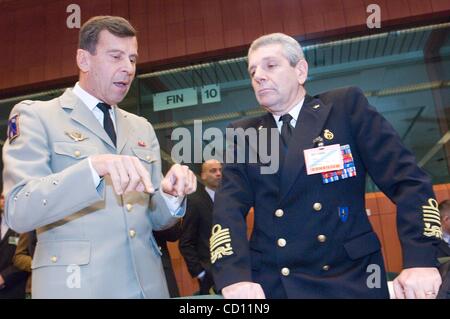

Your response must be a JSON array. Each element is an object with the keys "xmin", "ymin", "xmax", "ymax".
[{"xmin": 211, "ymin": 86, "xmax": 442, "ymax": 298}]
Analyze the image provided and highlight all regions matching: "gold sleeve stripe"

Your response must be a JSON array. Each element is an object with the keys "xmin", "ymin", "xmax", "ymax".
[
  {"xmin": 210, "ymin": 238, "xmax": 232, "ymax": 251},
  {"xmin": 423, "ymin": 214, "xmax": 441, "ymax": 222},
  {"xmin": 423, "ymin": 218, "xmax": 442, "ymax": 225},
  {"xmin": 422, "ymin": 209, "xmax": 440, "ymax": 216},
  {"xmin": 210, "ymin": 232, "xmax": 230, "ymax": 244},
  {"xmin": 210, "ymin": 224, "xmax": 234, "ymax": 264}
]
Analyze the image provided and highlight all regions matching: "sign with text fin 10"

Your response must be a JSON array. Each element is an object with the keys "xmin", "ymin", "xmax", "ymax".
[
  {"xmin": 201, "ymin": 84, "xmax": 221, "ymax": 104},
  {"xmin": 153, "ymin": 88, "xmax": 198, "ymax": 111}
]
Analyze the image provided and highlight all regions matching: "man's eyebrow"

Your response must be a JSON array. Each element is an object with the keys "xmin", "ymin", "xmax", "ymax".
[
  {"xmin": 106, "ymin": 49, "xmax": 124, "ymax": 54},
  {"xmin": 106, "ymin": 49, "xmax": 138, "ymax": 59},
  {"xmin": 248, "ymin": 57, "xmax": 277, "ymax": 72}
]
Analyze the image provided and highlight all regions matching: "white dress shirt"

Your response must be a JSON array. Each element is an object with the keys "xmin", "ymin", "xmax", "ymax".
[
  {"xmin": 271, "ymin": 97, "xmax": 305, "ymax": 133},
  {"xmin": 205, "ymin": 186, "xmax": 216, "ymax": 202}
]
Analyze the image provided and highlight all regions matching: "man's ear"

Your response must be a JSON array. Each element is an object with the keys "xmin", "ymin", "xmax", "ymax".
[
  {"xmin": 295, "ymin": 59, "xmax": 308, "ymax": 86},
  {"xmin": 76, "ymin": 49, "xmax": 91, "ymax": 73}
]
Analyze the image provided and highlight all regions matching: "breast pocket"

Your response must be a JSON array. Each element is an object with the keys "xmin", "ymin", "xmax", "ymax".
[
  {"xmin": 131, "ymin": 148, "xmax": 158, "ymax": 176},
  {"xmin": 53, "ymin": 142, "xmax": 98, "ymax": 160}
]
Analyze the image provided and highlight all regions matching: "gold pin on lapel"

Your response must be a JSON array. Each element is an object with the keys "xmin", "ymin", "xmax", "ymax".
[
  {"xmin": 323, "ymin": 129, "xmax": 334, "ymax": 140},
  {"xmin": 313, "ymin": 104, "xmax": 320, "ymax": 109},
  {"xmin": 65, "ymin": 131, "xmax": 88, "ymax": 142}
]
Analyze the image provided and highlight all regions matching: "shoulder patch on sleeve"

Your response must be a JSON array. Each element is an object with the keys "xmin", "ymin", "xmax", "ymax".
[{"xmin": 7, "ymin": 113, "xmax": 20, "ymax": 143}]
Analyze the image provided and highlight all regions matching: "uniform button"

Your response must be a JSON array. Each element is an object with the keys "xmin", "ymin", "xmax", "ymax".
[
  {"xmin": 50, "ymin": 256, "xmax": 58, "ymax": 263},
  {"xmin": 74, "ymin": 150, "xmax": 81, "ymax": 158},
  {"xmin": 317, "ymin": 234, "xmax": 327, "ymax": 243},
  {"xmin": 146, "ymin": 155, "xmax": 151, "ymax": 161},
  {"xmin": 275, "ymin": 209, "xmax": 284, "ymax": 217},
  {"xmin": 129, "ymin": 229, "xmax": 136, "ymax": 238},
  {"xmin": 313, "ymin": 202, "xmax": 322, "ymax": 211},
  {"xmin": 126, "ymin": 203, "xmax": 133, "ymax": 212},
  {"xmin": 277, "ymin": 238, "xmax": 286, "ymax": 247},
  {"xmin": 42, "ymin": 199, "xmax": 47, "ymax": 206},
  {"xmin": 281, "ymin": 267, "xmax": 290, "ymax": 276},
  {"xmin": 322, "ymin": 265, "xmax": 330, "ymax": 271}
]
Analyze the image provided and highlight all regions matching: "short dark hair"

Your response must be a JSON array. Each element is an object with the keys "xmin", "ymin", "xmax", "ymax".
[
  {"xmin": 439, "ymin": 199, "xmax": 450, "ymax": 217},
  {"xmin": 79, "ymin": 16, "xmax": 137, "ymax": 54}
]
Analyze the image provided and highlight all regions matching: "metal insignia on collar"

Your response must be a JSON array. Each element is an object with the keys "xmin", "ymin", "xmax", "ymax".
[
  {"xmin": 323, "ymin": 129, "xmax": 334, "ymax": 140},
  {"xmin": 65, "ymin": 131, "xmax": 88, "ymax": 142},
  {"xmin": 312, "ymin": 104, "xmax": 320, "ymax": 109}
]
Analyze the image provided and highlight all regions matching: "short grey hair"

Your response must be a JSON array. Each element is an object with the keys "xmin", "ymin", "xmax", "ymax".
[{"xmin": 248, "ymin": 33, "xmax": 304, "ymax": 66}]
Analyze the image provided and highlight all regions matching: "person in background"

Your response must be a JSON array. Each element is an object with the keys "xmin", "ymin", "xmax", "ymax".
[{"xmin": 180, "ymin": 159, "xmax": 222, "ymax": 295}]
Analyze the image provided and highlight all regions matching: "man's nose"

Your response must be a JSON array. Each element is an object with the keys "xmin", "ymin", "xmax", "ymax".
[
  {"xmin": 253, "ymin": 67, "xmax": 266, "ymax": 83},
  {"xmin": 122, "ymin": 59, "xmax": 134, "ymax": 75}
]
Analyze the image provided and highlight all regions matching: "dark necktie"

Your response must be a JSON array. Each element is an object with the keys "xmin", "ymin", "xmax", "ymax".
[
  {"xmin": 279, "ymin": 113, "xmax": 293, "ymax": 148},
  {"xmin": 97, "ymin": 102, "xmax": 116, "ymax": 146}
]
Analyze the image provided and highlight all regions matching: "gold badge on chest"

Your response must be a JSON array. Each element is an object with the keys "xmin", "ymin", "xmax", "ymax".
[
  {"xmin": 65, "ymin": 131, "xmax": 88, "ymax": 142},
  {"xmin": 323, "ymin": 129, "xmax": 334, "ymax": 140}
]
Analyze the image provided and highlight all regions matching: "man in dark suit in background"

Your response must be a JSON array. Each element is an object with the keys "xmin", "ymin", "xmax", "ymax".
[
  {"xmin": 179, "ymin": 160, "xmax": 222, "ymax": 294},
  {"xmin": 0, "ymin": 193, "xmax": 27, "ymax": 299},
  {"xmin": 437, "ymin": 200, "xmax": 450, "ymax": 258},
  {"xmin": 211, "ymin": 33, "xmax": 442, "ymax": 299}
]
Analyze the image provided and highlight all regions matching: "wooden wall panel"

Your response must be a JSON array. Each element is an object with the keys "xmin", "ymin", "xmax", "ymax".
[
  {"xmin": 281, "ymin": 0, "xmax": 305, "ymax": 38},
  {"xmin": 129, "ymin": 0, "xmax": 149, "ymax": 62},
  {"xmin": 386, "ymin": 0, "xmax": 412, "ymax": 20},
  {"xmin": 43, "ymin": 1, "xmax": 67, "ymax": 82},
  {"xmin": 260, "ymin": 0, "xmax": 284, "ymax": 34},
  {"xmin": 430, "ymin": 0, "xmax": 450, "ymax": 12},
  {"xmin": 0, "ymin": 10, "xmax": 14, "ymax": 88},
  {"xmin": 201, "ymin": 0, "xmax": 224, "ymax": 52},
  {"xmin": 343, "ymin": 3, "xmax": 367, "ymax": 31},
  {"xmin": 220, "ymin": 0, "xmax": 245, "ymax": 48},
  {"xmin": 111, "ymin": 0, "xmax": 129, "ymax": 19},
  {"xmin": 1, "ymin": 0, "xmax": 448, "ymax": 93},
  {"xmin": 241, "ymin": 0, "xmax": 264, "ymax": 45},
  {"xmin": 164, "ymin": 0, "xmax": 187, "ymax": 58},
  {"xmin": 407, "ymin": 0, "xmax": 432, "ymax": 15},
  {"xmin": 147, "ymin": 0, "xmax": 168, "ymax": 61},
  {"xmin": 167, "ymin": 241, "xmax": 199, "ymax": 297},
  {"xmin": 434, "ymin": 184, "xmax": 449, "ymax": 203},
  {"xmin": 184, "ymin": 0, "xmax": 206, "ymax": 55}
]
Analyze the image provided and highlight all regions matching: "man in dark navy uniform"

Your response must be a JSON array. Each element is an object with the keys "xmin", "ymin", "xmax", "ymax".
[{"xmin": 210, "ymin": 33, "xmax": 442, "ymax": 299}]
